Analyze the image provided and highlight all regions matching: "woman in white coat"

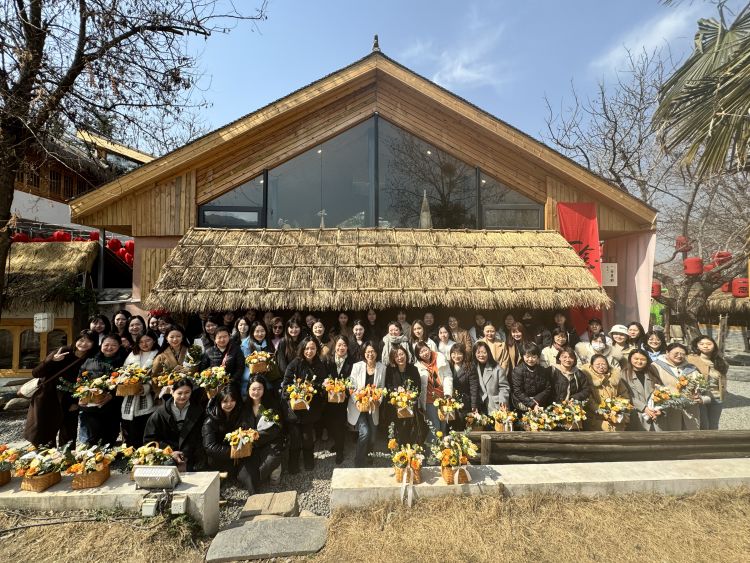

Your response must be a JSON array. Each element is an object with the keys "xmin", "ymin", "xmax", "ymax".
[
  {"xmin": 347, "ymin": 342, "xmax": 387, "ymax": 467},
  {"xmin": 413, "ymin": 341, "xmax": 453, "ymax": 440}
]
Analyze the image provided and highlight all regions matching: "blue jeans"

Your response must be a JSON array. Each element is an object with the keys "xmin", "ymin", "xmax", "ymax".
[
  {"xmin": 424, "ymin": 403, "xmax": 446, "ymax": 444},
  {"xmin": 355, "ymin": 413, "xmax": 377, "ymax": 467},
  {"xmin": 700, "ymin": 401, "xmax": 723, "ymax": 430}
]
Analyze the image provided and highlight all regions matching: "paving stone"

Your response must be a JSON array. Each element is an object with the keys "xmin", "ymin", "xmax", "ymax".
[
  {"xmin": 247, "ymin": 514, "xmax": 283, "ymax": 522},
  {"xmin": 299, "ymin": 510, "xmax": 317, "ymax": 518},
  {"xmin": 240, "ymin": 491, "xmax": 298, "ymax": 518},
  {"xmin": 4, "ymin": 397, "xmax": 29, "ymax": 411},
  {"xmin": 206, "ymin": 516, "xmax": 327, "ymax": 562}
]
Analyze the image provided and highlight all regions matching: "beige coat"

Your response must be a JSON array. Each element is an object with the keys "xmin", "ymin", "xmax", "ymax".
[
  {"xmin": 687, "ymin": 354, "xmax": 726, "ymax": 402},
  {"xmin": 580, "ymin": 364, "xmax": 631, "ymax": 431}
]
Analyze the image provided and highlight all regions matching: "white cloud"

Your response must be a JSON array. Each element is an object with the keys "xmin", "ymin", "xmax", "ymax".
[
  {"xmin": 590, "ymin": 4, "xmax": 704, "ymax": 71},
  {"xmin": 399, "ymin": 17, "xmax": 510, "ymax": 91}
]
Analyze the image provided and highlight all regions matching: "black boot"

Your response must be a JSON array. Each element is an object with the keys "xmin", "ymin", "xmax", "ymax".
[
  {"xmin": 288, "ymin": 449, "xmax": 300, "ymax": 475},
  {"xmin": 303, "ymin": 449, "xmax": 315, "ymax": 471}
]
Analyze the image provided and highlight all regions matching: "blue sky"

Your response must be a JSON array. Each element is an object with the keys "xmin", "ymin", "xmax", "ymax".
[{"xmin": 187, "ymin": 0, "xmax": 736, "ymax": 142}]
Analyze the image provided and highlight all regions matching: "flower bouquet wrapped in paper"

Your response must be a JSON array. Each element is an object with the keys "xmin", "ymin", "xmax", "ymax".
[
  {"xmin": 521, "ymin": 408, "xmax": 556, "ymax": 431},
  {"xmin": 650, "ymin": 385, "xmax": 693, "ymax": 412}
]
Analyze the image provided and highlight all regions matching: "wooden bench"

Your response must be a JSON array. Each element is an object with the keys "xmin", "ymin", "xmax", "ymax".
[{"xmin": 471, "ymin": 430, "xmax": 750, "ymax": 465}]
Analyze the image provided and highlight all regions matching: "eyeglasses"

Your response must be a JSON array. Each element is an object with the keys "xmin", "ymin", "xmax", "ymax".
[{"xmin": 273, "ymin": 326, "xmax": 283, "ymax": 330}]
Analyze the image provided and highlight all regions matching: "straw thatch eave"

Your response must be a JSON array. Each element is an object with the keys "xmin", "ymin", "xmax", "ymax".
[
  {"xmin": 705, "ymin": 289, "xmax": 750, "ymax": 315},
  {"xmin": 144, "ymin": 228, "xmax": 611, "ymax": 314},
  {"xmin": 3, "ymin": 242, "xmax": 98, "ymax": 311}
]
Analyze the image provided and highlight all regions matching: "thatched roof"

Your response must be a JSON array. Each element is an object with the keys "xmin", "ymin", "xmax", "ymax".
[
  {"xmin": 705, "ymin": 289, "xmax": 750, "ymax": 314},
  {"xmin": 3, "ymin": 242, "xmax": 98, "ymax": 310},
  {"xmin": 144, "ymin": 228, "xmax": 611, "ymax": 313}
]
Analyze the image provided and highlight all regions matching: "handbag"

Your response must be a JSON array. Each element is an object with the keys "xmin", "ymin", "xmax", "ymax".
[{"xmin": 18, "ymin": 378, "xmax": 41, "ymax": 399}]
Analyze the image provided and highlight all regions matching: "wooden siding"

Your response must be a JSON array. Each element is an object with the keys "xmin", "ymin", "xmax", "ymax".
[{"xmin": 139, "ymin": 247, "xmax": 173, "ymax": 302}]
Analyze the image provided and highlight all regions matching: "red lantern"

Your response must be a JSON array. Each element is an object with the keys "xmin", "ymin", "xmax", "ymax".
[
  {"xmin": 124, "ymin": 240, "xmax": 135, "ymax": 254},
  {"xmin": 116, "ymin": 247, "xmax": 127, "ymax": 260},
  {"xmin": 675, "ymin": 236, "xmax": 692, "ymax": 252},
  {"xmin": 683, "ymin": 257, "xmax": 704, "ymax": 275},
  {"xmin": 107, "ymin": 238, "xmax": 122, "ymax": 252},
  {"xmin": 704, "ymin": 263, "xmax": 715, "ymax": 273},
  {"xmin": 711, "ymin": 251, "xmax": 732, "ymax": 265},
  {"xmin": 72, "ymin": 236, "xmax": 86, "ymax": 241},
  {"xmin": 651, "ymin": 281, "xmax": 662, "ymax": 298},
  {"xmin": 721, "ymin": 282, "xmax": 731, "ymax": 292},
  {"xmin": 88, "ymin": 231, "xmax": 100, "ymax": 241},
  {"xmin": 31, "ymin": 237, "xmax": 45, "ymax": 242},
  {"xmin": 732, "ymin": 278, "xmax": 749, "ymax": 298},
  {"xmin": 124, "ymin": 252, "xmax": 133, "ymax": 266}
]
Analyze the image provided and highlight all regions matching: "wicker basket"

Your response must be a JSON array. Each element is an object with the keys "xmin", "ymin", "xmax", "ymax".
[
  {"xmin": 494, "ymin": 421, "xmax": 513, "ymax": 432},
  {"xmin": 249, "ymin": 361, "xmax": 269, "ymax": 374},
  {"xmin": 394, "ymin": 466, "xmax": 422, "ymax": 484},
  {"xmin": 437, "ymin": 409, "xmax": 456, "ymax": 422},
  {"xmin": 0, "ymin": 469, "xmax": 10, "ymax": 487},
  {"xmin": 21, "ymin": 471, "xmax": 61, "ymax": 492},
  {"xmin": 290, "ymin": 398, "xmax": 309, "ymax": 411},
  {"xmin": 327, "ymin": 390, "xmax": 346, "ymax": 404},
  {"xmin": 72, "ymin": 465, "xmax": 110, "ymax": 490},
  {"xmin": 397, "ymin": 407, "xmax": 414, "ymax": 419},
  {"xmin": 80, "ymin": 391, "xmax": 107, "ymax": 406},
  {"xmin": 441, "ymin": 466, "xmax": 470, "ymax": 485},
  {"xmin": 116, "ymin": 382, "xmax": 143, "ymax": 397},
  {"xmin": 468, "ymin": 424, "xmax": 484, "ymax": 433},
  {"xmin": 356, "ymin": 399, "xmax": 370, "ymax": 413},
  {"xmin": 230, "ymin": 442, "xmax": 253, "ymax": 459}
]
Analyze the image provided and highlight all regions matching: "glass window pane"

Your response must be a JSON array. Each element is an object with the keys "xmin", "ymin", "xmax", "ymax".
[
  {"xmin": 19, "ymin": 329, "xmax": 40, "ymax": 369},
  {"xmin": 480, "ymin": 172, "xmax": 543, "ymax": 229},
  {"xmin": 378, "ymin": 119, "xmax": 477, "ymax": 228},
  {"xmin": 0, "ymin": 330, "xmax": 12, "ymax": 369},
  {"xmin": 46, "ymin": 329, "xmax": 68, "ymax": 355},
  {"xmin": 268, "ymin": 119, "xmax": 373, "ymax": 228},
  {"xmin": 206, "ymin": 176, "xmax": 264, "ymax": 208},
  {"xmin": 202, "ymin": 210, "xmax": 260, "ymax": 228}
]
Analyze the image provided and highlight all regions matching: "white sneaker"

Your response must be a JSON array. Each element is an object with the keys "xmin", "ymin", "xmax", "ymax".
[{"xmin": 269, "ymin": 465, "xmax": 282, "ymax": 485}]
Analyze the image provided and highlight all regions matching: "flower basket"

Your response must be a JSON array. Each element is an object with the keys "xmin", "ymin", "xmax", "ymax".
[
  {"xmin": 441, "ymin": 465, "xmax": 469, "ymax": 485},
  {"xmin": 290, "ymin": 398, "xmax": 309, "ymax": 411},
  {"xmin": 327, "ymin": 390, "xmax": 346, "ymax": 404},
  {"xmin": 0, "ymin": 469, "xmax": 10, "ymax": 487},
  {"xmin": 80, "ymin": 391, "xmax": 107, "ymax": 405},
  {"xmin": 72, "ymin": 465, "xmax": 110, "ymax": 490},
  {"xmin": 394, "ymin": 466, "xmax": 422, "ymax": 484},
  {"xmin": 249, "ymin": 361, "xmax": 269, "ymax": 374},
  {"xmin": 21, "ymin": 471, "xmax": 61, "ymax": 492},
  {"xmin": 397, "ymin": 407, "xmax": 413, "ymax": 419},
  {"xmin": 116, "ymin": 382, "xmax": 143, "ymax": 397},
  {"xmin": 356, "ymin": 399, "xmax": 371, "ymax": 413},
  {"xmin": 437, "ymin": 409, "xmax": 456, "ymax": 422},
  {"xmin": 230, "ymin": 442, "xmax": 253, "ymax": 460},
  {"xmin": 494, "ymin": 421, "xmax": 512, "ymax": 432}
]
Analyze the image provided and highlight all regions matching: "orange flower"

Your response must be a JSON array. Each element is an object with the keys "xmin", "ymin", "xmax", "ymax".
[
  {"xmin": 15, "ymin": 468, "xmax": 26, "ymax": 477},
  {"xmin": 26, "ymin": 466, "xmax": 39, "ymax": 476},
  {"xmin": 387, "ymin": 439, "xmax": 398, "ymax": 450}
]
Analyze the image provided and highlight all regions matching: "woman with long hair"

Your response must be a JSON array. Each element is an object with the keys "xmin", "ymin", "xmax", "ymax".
[
  {"xmin": 621, "ymin": 349, "xmax": 664, "ymax": 431},
  {"xmin": 88, "ymin": 314, "xmax": 111, "ymax": 345},
  {"xmin": 275, "ymin": 319, "xmax": 302, "ymax": 376},
  {"xmin": 347, "ymin": 341, "xmax": 387, "ymax": 467},
  {"xmin": 325, "ymin": 335, "xmax": 355, "ymax": 464},
  {"xmin": 505, "ymin": 321, "xmax": 528, "ymax": 370},
  {"xmin": 688, "ymin": 335, "xmax": 728, "ymax": 430},
  {"xmin": 195, "ymin": 314, "xmax": 221, "ymax": 351},
  {"xmin": 409, "ymin": 320, "xmax": 437, "ymax": 361},
  {"xmin": 269, "ymin": 316, "xmax": 285, "ymax": 350},
  {"xmin": 112, "ymin": 309, "xmax": 131, "ymax": 338},
  {"xmin": 381, "ymin": 321, "xmax": 412, "ymax": 365},
  {"xmin": 332, "ymin": 311, "xmax": 354, "ymax": 341},
  {"xmin": 281, "ymin": 337, "xmax": 327, "ymax": 473},
  {"xmin": 152, "ymin": 325, "xmax": 190, "ymax": 381},
  {"xmin": 550, "ymin": 346, "xmax": 590, "ymax": 404},
  {"xmin": 627, "ymin": 321, "xmax": 647, "ymax": 350},
  {"xmin": 414, "ymin": 340, "xmax": 453, "ymax": 440},
  {"xmin": 479, "ymin": 321, "xmax": 509, "ymax": 368},
  {"xmin": 447, "ymin": 315, "xmax": 472, "ymax": 356},
  {"xmin": 448, "ymin": 343, "xmax": 478, "ymax": 418},
  {"xmin": 643, "ymin": 330, "xmax": 667, "ymax": 362},
  {"xmin": 235, "ymin": 316, "xmax": 253, "ymax": 395},
  {"xmin": 608, "ymin": 324, "xmax": 633, "ymax": 368},
  {"xmin": 242, "ymin": 375, "xmax": 284, "ymax": 486},
  {"xmin": 311, "ymin": 320, "xmax": 333, "ymax": 362},
  {"xmin": 385, "ymin": 344, "xmax": 421, "ymax": 443},
  {"xmin": 436, "ymin": 324, "xmax": 456, "ymax": 359},
  {"xmin": 350, "ymin": 320, "xmax": 368, "ymax": 362},
  {"xmin": 469, "ymin": 340, "xmax": 510, "ymax": 416},
  {"xmin": 120, "ymin": 330, "xmax": 159, "ymax": 447},
  {"xmin": 127, "ymin": 315, "xmax": 147, "ymax": 342},
  {"xmin": 24, "ymin": 330, "xmax": 98, "ymax": 447},
  {"xmin": 540, "ymin": 327, "xmax": 568, "ymax": 368},
  {"xmin": 580, "ymin": 353, "xmax": 631, "ymax": 431}
]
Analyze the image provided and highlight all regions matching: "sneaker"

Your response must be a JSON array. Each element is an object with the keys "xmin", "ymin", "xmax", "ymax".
[{"xmin": 269, "ymin": 465, "xmax": 282, "ymax": 485}]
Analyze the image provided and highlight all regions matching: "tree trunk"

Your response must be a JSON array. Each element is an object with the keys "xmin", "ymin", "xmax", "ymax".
[{"xmin": 0, "ymin": 131, "xmax": 27, "ymax": 321}]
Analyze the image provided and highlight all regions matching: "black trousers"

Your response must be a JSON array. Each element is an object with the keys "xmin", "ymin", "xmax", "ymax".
[
  {"xmin": 323, "ymin": 402, "xmax": 347, "ymax": 454},
  {"xmin": 121, "ymin": 413, "xmax": 151, "ymax": 448}
]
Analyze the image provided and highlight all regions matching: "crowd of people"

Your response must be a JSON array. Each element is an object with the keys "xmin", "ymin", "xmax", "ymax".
[{"xmin": 23, "ymin": 307, "xmax": 729, "ymax": 493}]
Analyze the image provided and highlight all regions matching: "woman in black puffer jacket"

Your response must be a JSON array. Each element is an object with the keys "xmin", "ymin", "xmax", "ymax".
[
  {"xmin": 511, "ymin": 343, "xmax": 552, "ymax": 412},
  {"xmin": 202, "ymin": 385, "xmax": 254, "ymax": 491}
]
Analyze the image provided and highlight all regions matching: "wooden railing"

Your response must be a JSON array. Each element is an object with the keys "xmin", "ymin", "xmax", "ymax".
[{"xmin": 469, "ymin": 430, "xmax": 750, "ymax": 465}]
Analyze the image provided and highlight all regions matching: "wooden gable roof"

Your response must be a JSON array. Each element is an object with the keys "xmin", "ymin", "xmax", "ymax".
[{"xmin": 70, "ymin": 51, "xmax": 656, "ymax": 231}]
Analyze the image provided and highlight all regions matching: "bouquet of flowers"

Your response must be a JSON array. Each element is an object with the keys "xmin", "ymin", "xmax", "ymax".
[
  {"xmin": 224, "ymin": 428, "xmax": 260, "ymax": 459},
  {"xmin": 490, "ymin": 406, "xmax": 517, "ymax": 432},
  {"xmin": 650, "ymin": 385, "xmax": 693, "ymax": 411},
  {"xmin": 678, "ymin": 373, "xmax": 709, "ymax": 396},
  {"xmin": 429, "ymin": 430, "xmax": 478, "ymax": 484},
  {"xmin": 465, "ymin": 412, "xmax": 493, "ymax": 431},
  {"xmin": 185, "ymin": 344, "xmax": 203, "ymax": 367},
  {"xmin": 197, "ymin": 366, "xmax": 229, "ymax": 397},
  {"xmin": 323, "ymin": 377, "xmax": 352, "ymax": 403},
  {"xmin": 65, "ymin": 445, "xmax": 118, "ymax": 489},
  {"xmin": 15, "ymin": 447, "xmax": 70, "ymax": 492},
  {"xmin": 433, "ymin": 396, "xmax": 463, "ymax": 422},
  {"xmin": 596, "ymin": 397, "xmax": 634, "ymax": 426},
  {"xmin": 260, "ymin": 408, "xmax": 280, "ymax": 425},
  {"xmin": 353, "ymin": 384, "xmax": 385, "ymax": 413},
  {"xmin": 388, "ymin": 380, "xmax": 419, "ymax": 418},
  {"xmin": 521, "ymin": 408, "xmax": 556, "ymax": 431},
  {"xmin": 548, "ymin": 400, "xmax": 588, "ymax": 430},
  {"xmin": 245, "ymin": 350, "xmax": 276, "ymax": 374},
  {"xmin": 287, "ymin": 376, "xmax": 317, "ymax": 410},
  {"xmin": 70, "ymin": 371, "xmax": 112, "ymax": 405},
  {"xmin": 110, "ymin": 365, "xmax": 151, "ymax": 396},
  {"xmin": 122, "ymin": 443, "xmax": 176, "ymax": 468},
  {"xmin": 152, "ymin": 367, "xmax": 182, "ymax": 393},
  {"xmin": 387, "ymin": 434, "xmax": 425, "ymax": 484},
  {"xmin": 0, "ymin": 444, "xmax": 23, "ymax": 485}
]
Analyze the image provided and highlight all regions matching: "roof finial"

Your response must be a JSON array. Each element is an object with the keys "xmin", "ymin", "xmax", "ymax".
[{"xmin": 372, "ymin": 34, "xmax": 380, "ymax": 53}]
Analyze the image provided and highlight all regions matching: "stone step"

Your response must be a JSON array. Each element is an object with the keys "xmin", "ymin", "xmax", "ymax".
[
  {"xmin": 330, "ymin": 458, "xmax": 750, "ymax": 510},
  {"xmin": 206, "ymin": 516, "xmax": 327, "ymax": 562},
  {"xmin": 239, "ymin": 490, "xmax": 298, "ymax": 519}
]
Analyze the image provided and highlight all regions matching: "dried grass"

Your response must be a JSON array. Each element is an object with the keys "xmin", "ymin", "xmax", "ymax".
[
  {"xmin": 311, "ymin": 488, "xmax": 750, "ymax": 563},
  {"xmin": 145, "ymin": 228, "xmax": 611, "ymax": 313},
  {"xmin": 0, "ymin": 512, "xmax": 207, "ymax": 563},
  {"xmin": 705, "ymin": 289, "xmax": 750, "ymax": 314}
]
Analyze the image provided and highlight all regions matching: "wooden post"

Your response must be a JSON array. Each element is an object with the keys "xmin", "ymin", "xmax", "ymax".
[
  {"xmin": 480, "ymin": 434, "xmax": 491, "ymax": 466},
  {"xmin": 717, "ymin": 314, "xmax": 728, "ymax": 354}
]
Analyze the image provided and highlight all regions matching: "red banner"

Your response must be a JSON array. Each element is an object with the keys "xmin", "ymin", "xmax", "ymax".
[{"xmin": 557, "ymin": 202, "xmax": 603, "ymax": 335}]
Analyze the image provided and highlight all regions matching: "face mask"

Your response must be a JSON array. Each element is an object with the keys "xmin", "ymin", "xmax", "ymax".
[{"xmin": 592, "ymin": 343, "xmax": 605, "ymax": 352}]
